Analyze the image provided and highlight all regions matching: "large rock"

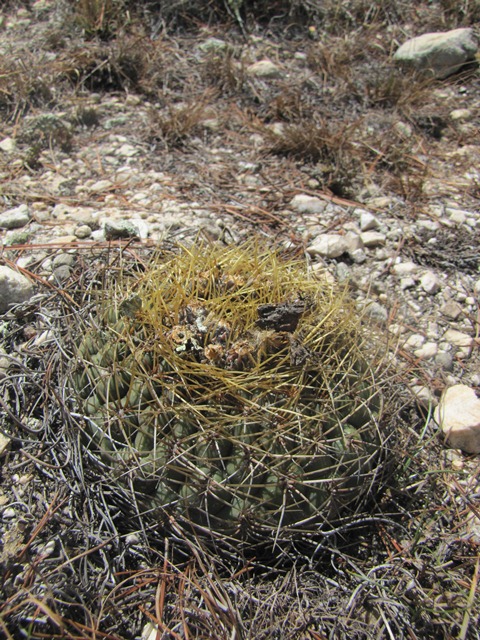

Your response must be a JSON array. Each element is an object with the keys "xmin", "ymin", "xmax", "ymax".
[
  {"xmin": 0, "ymin": 266, "xmax": 34, "ymax": 313},
  {"xmin": 394, "ymin": 28, "xmax": 478, "ymax": 79},
  {"xmin": 434, "ymin": 385, "xmax": 480, "ymax": 454}
]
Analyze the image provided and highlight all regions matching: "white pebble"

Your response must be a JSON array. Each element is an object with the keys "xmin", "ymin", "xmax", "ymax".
[
  {"xmin": 392, "ymin": 261, "xmax": 418, "ymax": 276},
  {"xmin": 405, "ymin": 334, "xmax": 425, "ymax": 349},
  {"xmin": 414, "ymin": 342, "xmax": 438, "ymax": 359},
  {"xmin": 420, "ymin": 271, "xmax": 441, "ymax": 294}
]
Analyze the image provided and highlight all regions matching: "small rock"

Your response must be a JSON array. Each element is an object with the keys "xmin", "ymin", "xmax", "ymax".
[
  {"xmin": 443, "ymin": 448, "xmax": 464, "ymax": 470},
  {"xmin": 420, "ymin": 271, "xmax": 441, "ymax": 294},
  {"xmin": 405, "ymin": 333, "xmax": 425, "ymax": 349},
  {"xmin": 414, "ymin": 342, "xmax": 438, "ymax": 359},
  {"xmin": 360, "ymin": 231, "xmax": 386, "ymax": 248},
  {"xmin": 411, "ymin": 384, "xmax": 437, "ymax": 408},
  {"xmin": 393, "ymin": 28, "xmax": 478, "ymax": 79},
  {"xmin": 394, "ymin": 121, "xmax": 413, "ymax": 138},
  {"xmin": 117, "ymin": 144, "xmax": 139, "ymax": 158},
  {"xmin": 0, "ymin": 347, "xmax": 9, "ymax": 378},
  {"xmin": 307, "ymin": 234, "xmax": 349, "ymax": 259},
  {"xmin": 367, "ymin": 196, "xmax": 395, "ymax": 209},
  {"xmin": 51, "ymin": 265, "xmax": 71, "ymax": 282},
  {"xmin": 435, "ymin": 351, "xmax": 454, "ymax": 371},
  {"xmin": 359, "ymin": 211, "xmax": 380, "ymax": 231},
  {"xmin": 198, "ymin": 37, "xmax": 229, "ymax": 53},
  {"xmin": 89, "ymin": 179, "xmax": 114, "ymax": 194},
  {"xmin": 0, "ymin": 137, "xmax": 16, "ymax": 153},
  {"xmin": 447, "ymin": 209, "xmax": 467, "ymax": 224},
  {"xmin": 247, "ymin": 59, "xmax": 282, "ymax": 79},
  {"xmin": 335, "ymin": 262, "xmax": 351, "ymax": 282},
  {"xmin": 471, "ymin": 373, "xmax": 480, "ymax": 387},
  {"xmin": 434, "ymin": 384, "xmax": 480, "ymax": 453},
  {"xmin": 0, "ymin": 204, "xmax": 31, "ymax": 230},
  {"xmin": 389, "ymin": 323, "xmax": 406, "ymax": 337},
  {"xmin": 363, "ymin": 301, "xmax": 388, "ymax": 324},
  {"xmin": 0, "ymin": 266, "xmax": 34, "ymax": 313},
  {"xmin": 203, "ymin": 118, "xmax": 221, "ymax": 131},
  {"xmin": 465, "ymin": 515, "xmax": 480, "ymax": 544},
  {"xmin": 0, "ymin": 433, "xmax": 10, "ymax": 455},
  {"xmin": 268, "ymin": 122, "xmax": 285, "ymax": 136},
  {"xmin": 104, "ymin": 220, "xmax": 140, "ymax": 240},
  {"xmin": 52, "ymin": 253, "xmax": 75, "ymax": 268},
  {"xmin": 427, "ymin": 323, "xmax": 440, "ymax": 339},
  {"xmin": 350, "ymin": 249, "xmax": 367, "ymax": 264},
  {"xmin": 441, "ymin": 300, "xmax": 463, "ymax": 320},
  {"xmin": 450, "ymin": 108, "xmax": 472, "ymax": 121},
  {"xmin": 75, "ymin": 224, "xmax": 92, "ymax": 239},
  {"xmin": 290, "ymin": 194, "xmax": 327, "ymax": 214},
  {"xmin": 37, "ymin": 539, "xmax": 56, "ymax": 557},
  {"xmin": 142, "ymin": 623, "xmax": 159, "ymax": 640},
  {"xmin": 392, "ymin": 261, "xmax": 418, "ymax": 276},
  {"xmin": 4, "ymin": 230, "xmax": 32, "ymax": 246},
  {"xmin": 344, "ymin": 231, "xmax": 363, "ymax": 253},
  {"xmin": 400, "ymin": 277, "xmax": 416, "ymax": 290},
  {"xmin": 443, "ymin": 328, "xmax": 473, "ymax": 348}
]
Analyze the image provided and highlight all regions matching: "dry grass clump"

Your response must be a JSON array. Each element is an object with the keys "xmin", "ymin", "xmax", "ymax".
[
  {"xmin": 144, "ymin": 96, "xmax": 211, "ymax": 149},
  {"xmin": 257, "ymin": 81, "xmax": 322, "ymax": 123},
  {"xmin": 58, "ymin": 0, "xmax": 419, "ymax": 35},
  {"xmin": 18, "ymin": 113, "xmax": 73, "ymax": 151},
  {"xmin": 306, "ymin": 37, "xmax": 371, "ymax": 83},
  {"xmin": 262, "ymin": 118, "xmax": 364, "ymax": 197},
  {"xmin": 16, "ymin": 112, "xmax": 73, "ymax": 168},
  {"xmin": 61, "ymin": 41, "xmax": 147, "ymax": 92},
  {"xmin": 68, "ymin": 0, "xmax": 132, "ymax": 38},
  {"xmin": 0, "ymin": 53, "xmax": 56, "ymax": 120},
  {"xmin": 359, "ymin": 121, "xmax": 430, "ymax": 201},
  {"xmin": 358, "ymin": 68, "xmax": 436, "ymax": 110},
  {"xmin": 438, "ymin": 0, "xmax": 480, "ymax": 25},
  {"xmin": 202, "ymin": 48, "xmax": 247, "ymax": 94},
  {"xmin": 288, "ymin": 0, "xmax": 416, "ymax": 32},
  {"xmin": 58, "ymin": 33, "xmax": 200, "ymax": 101}
]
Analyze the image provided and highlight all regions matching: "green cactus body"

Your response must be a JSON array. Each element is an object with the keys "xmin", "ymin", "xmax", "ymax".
[{"xmin": 71, "ymin": 242, "xmax": 392, "ymax": 548}]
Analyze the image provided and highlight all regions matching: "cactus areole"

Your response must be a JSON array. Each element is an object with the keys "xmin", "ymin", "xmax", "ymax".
[{"xmin": 72, "ymin": 242, "xmax": 392, "ymax": 552}]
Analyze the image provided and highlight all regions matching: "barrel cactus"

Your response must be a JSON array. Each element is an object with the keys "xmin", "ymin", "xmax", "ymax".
[{"xmin": 71, "ymin": 242, "xmax": 393, "ymax": 553}]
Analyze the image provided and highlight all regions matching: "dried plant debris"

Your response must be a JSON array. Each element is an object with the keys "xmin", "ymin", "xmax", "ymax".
[
  {"xmin": 405, "ymin": 226, "xmax": 480, "ymax": 274},
  {"xmin": 0, "ymin": 53, "xmax": 56, "ymax": 119},
  {"xmin": 18, "ymin": 113, "xmax": 73, "ymax": 151},
  {"xmin": 263, "ymin": 118, "xmax": 362, "ymax": 196},
  {"xmin": 63, "ymin": 43, "xmax": 146, "ymax": 92},
  {"xmin": 145, "ymin": 98, "xmax": 209, "ymax": 149}
]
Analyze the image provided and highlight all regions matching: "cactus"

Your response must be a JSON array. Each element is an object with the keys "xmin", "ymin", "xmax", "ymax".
[{"xmin": 71, "ymin": 242, "xmax": 393, "ymax": 550}]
